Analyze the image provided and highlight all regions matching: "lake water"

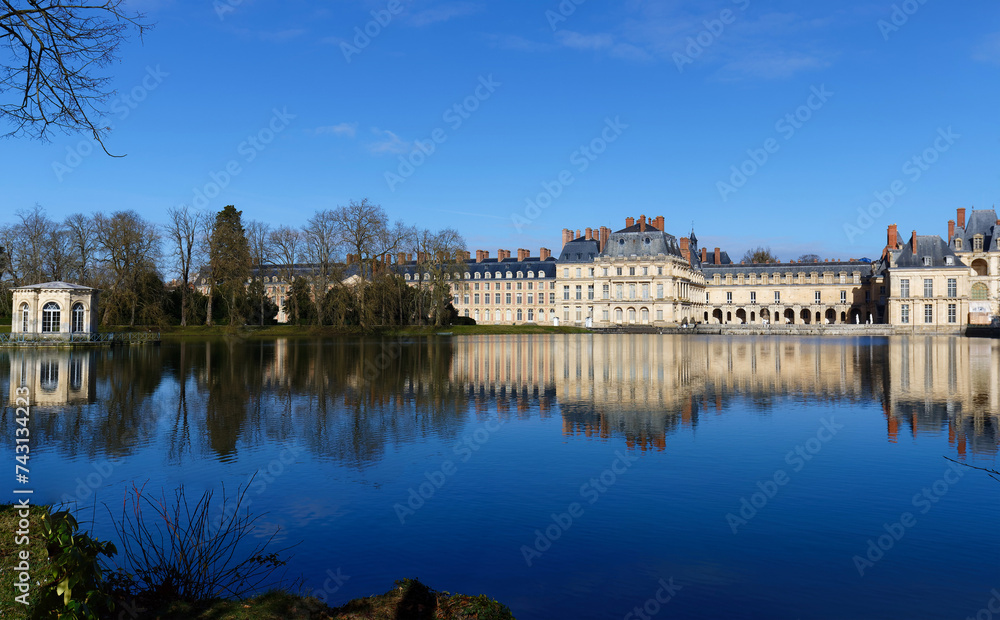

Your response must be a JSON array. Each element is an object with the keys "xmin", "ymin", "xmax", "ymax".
[{"xmin": 5, "ymin": 334, "xmax": 1000, "ymax": 619}]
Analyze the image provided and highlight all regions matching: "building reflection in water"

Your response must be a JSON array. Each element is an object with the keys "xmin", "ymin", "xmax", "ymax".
[
  {"xmin": 5, "ymin": 335, "xmax": 998, "ymax": 463},
  {"xmin": 7, "ymin": 349, "xmax": 95, "ymax": 406}
]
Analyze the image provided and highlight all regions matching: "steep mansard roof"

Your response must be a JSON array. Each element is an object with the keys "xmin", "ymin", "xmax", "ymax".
[
  {"xmin": 894, "ymin": 235, "xmax": 964, "ymax": 269},
  {"xmin": 558, "ymin": 238, "xmax": 600, "ymax": 263},
  {"xmin": 601, "ymin": 229, "xmax": 683, "ymax": 260},
  {"xmin": 953, "ymin": 208, "xmax": 999, "ymax": 252}
]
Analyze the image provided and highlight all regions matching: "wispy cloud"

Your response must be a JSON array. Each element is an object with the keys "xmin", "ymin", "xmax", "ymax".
[
  {"xmin": 498, "ymin": 2, "xmax": 837, "ymax": 80},
  {"xmin": 368, "ymin": 128, "xmax": 412, "ymax": 155},
  {"xmin": 409, "ymin": 2, "xmax": 482, "ymax": 27},
  {"xmin": 972, "ymin": 32, "xmax": 1000, "ymax": 65},
  {"xmin": 315, "ymin": 122, "xmax": 359, "ymax": 138}
]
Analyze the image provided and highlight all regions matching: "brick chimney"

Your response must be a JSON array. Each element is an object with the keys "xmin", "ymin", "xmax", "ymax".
[
  {"xmin": 679, "ymin": 237, "xmax": 690, "ymax": 262},
  {"xmin": 562, "ymin": 228, "xmax": 572, "ymax": 248},
  {"xmin": 654, "ymin": 215, "xmax": 664, "ymax": 231},
  {"xmin": 887, "ymin": 223, "xmax": 898, "ymax": 249},
  {"xmin": 575, "ymin": 229, "xmax": 581, "ymax": 241},
  {"xmin": 539, "ymin": 247, "xmax": 551, "ymax": 261},
  {"xmin": 957, "ymin": 208, "xmax": 966, "ymax": 229},
  {"xmin": 599, "ymin": 226, "xmax": 609, "ymax": 252},
  {"xmin": 911, "ymin": 230, "xmax": 917, "ymax": 255},
  {"xmin": 416, "ymin": 251, "xmax": 426, "ymax": 263},
  {"xmin": 948, "ymin": 220, "xmax": 955, "ymax": 241},
  {"xmin": 397, "ymin": 251, "xmax": 407, "ymax": 265},
  {"xmin": 701, "ymin": 247, "xmax": 708, "ymax": 263},
  {"xmin": 346, "ymin": 254, "xmax": 354, "ymax": 265},
  {"xmin": 436, "ymin": 250, "xmax": 446, "ymax": 262},
  {"xmin": 626, "ymin": 217, "xmax": 635, "ymax": 228},
  {"xmin": 714, "ymin": 247, "xmax": 721, "ymax": 265},
  {"xmin": 517, "ymin": 248, "xmax": 530, "ymax": 261},
  {"xmin": 585, "ymin": 227, "xmax": 593, "ymax": 241},
  {"xmin": 639, "ymin": 215, "xmax": 647, "ymax": 232}
]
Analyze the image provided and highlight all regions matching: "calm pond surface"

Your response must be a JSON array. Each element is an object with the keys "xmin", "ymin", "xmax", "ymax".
[{"xmin": 4, "ymin": 334, "xmax": 1000, "ymax": 619}]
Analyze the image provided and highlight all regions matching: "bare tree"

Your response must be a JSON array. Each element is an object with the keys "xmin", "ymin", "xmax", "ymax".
[
  {"xmin": 409, "ymin": 227, "xmax": 467, "ymax": 326},
  {"xmin": 165, "ymin": 205, "xmax": 202, "ymax": 326},
  {"xmin": 302, "ymin": 209, "xmax": 341, "ymax": 325},
  {"xmin": 741, "ymin": 246, "xmax": 779, "ymax": 264},
  {"xmin": 64, "ymin": 213, "xmax": 95, "ymax": 284},
  {"xmin": 331, "ymin": 198, "xmax": 398, "ymax": 328},
  {"xmin": 0, "ymin": 1, "xmax": 150, "ymax": 153},
  {"xmin": 93, "ymin": 210, "xmax": 160, "ymax": 326},
  {"xmin": 269, "ymin": 226, "xmax": 300, "ymax": 323},
  {"xmin": 245, "ymin": 220, "xmax": 273, "ymax": 326},
  {"xmin": 14, "ymin": 204, "xmax": 53, "ymax": 283}
]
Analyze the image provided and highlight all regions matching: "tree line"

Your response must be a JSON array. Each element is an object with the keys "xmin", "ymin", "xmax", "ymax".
[{"xmin": 0, "ymin": 199, "xmax": 467, "ymax": 328}]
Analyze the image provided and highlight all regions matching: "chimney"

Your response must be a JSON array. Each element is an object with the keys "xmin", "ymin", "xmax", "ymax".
[
  {"xmin": 562, "ymin": 228, "xmax": 572, "ymax": 248},
  {"xmin": 679, "ymin": 237, "xmax": 690, "ymax": 263},
  {"xmin": 714, "ymin": 247, "xmax": 721, "ymax": 265},
  {"xmin": 957, "ymin": 208, "xmax": 966, "ymax": 229},
  {"xmin": 539, "ymin": 247, "xmax": 551, "ymax": 261},
  {"xmin": 436, "ymin": 250, "xmax": 446, "ymax": 262},
  {"xmin": 416, "ymin": 251, "xmax": 425, "ymax": 263},
  {"xmin": 600, "ymin": 226, "xmax": 609, "ymax": 253},
  {"xmin": 639, "ymin": 215, "xmax": 646, "ymax": 232},
  {"xmin": 497, "ymin": 249, "xmax": 505, "ymax": 262},
  {"xmin": 397, "ymin": 251, "xmax": 407, "ymax": 265},
  {"xmin": 701, "ymin": 247, "xmax": 708, "ymax": 263},
  {"xmin": 887, "ymin": 223, "xmax": 898, "ymax": 249},
  {"xmin": 626, "ymin": 217, "xmax": 635, "ymax": 228},
  {"xmin": 948, "ymin": 220, "xmax": 955, "ymax": 241},
  {"xmin": 575, "ymin": 229, "xmax": 581, "ymax": 241},
  {"xmin": 654, "ymin": 216, "xmax": 664, "ymax": 231},
  {"xmin": 911, "ymin": 230, "xmax": 917, "ymax": 254},
  {"xmin": 517, "ymin": 248, "xmax": 530, "ymax": 261},
  {"xmin": 585, "ymin": 227, "xmax": 593, "ymax": 241},
  {"xmin": 345, "ymin": 254, "xmax": 354, "ymax": 265}
]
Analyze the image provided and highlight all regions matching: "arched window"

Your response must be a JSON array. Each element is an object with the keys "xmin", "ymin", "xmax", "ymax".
[
  {"xmin": 72, "ymin": 303, "xmax": 85, "ymax": 333},
  {"xmin": 516, "ymin": 309, "xmax": 523, "ymax": 321},
  {"xmin": 527, "ymin": 271, "xmax": 534, "ymax": 279},
  {"xmin": 20, "ymin": 303, "xmax": 29, "ymax": 332},
  {"xmin": 506, "ymin": 272, "xmax": 513, "ymax": 279},
  {"xmin": 614, "ymin": 308, "xmax": 623, "ymax": 323},
  {"xmin": 484, "ymin": 309, "xmax": 491, "ymax": 322},
  {"xmin": 464, "ymin": 272, "xmax": 471, "ymax": 280},
  {"xmin": 516, "ymin": 271, "xmax": 523, "ymax": 279},
  {"xmin": 495, "ymin": 271, "xmax": 502, "ymax": 279},
  {"xmin": 485, "ymin": 271, "xmax": 491, "ymax": 279},
  {"xmin": 972, "ymin": 282, "xmax": 989, "ymax": 300},
  {"xmin": 405, "ymin": 273, "xmax": 411, "ymax": 280},
  {"xmin": 474, "ymin": 309, "xmax": 480, "ymax": 322},
  {"xmin": 474, "ymin": 272, "xmax": 481, "ymax": 279},
  {"xmin": 42, "ymin": 302, "xmax": 61, "ymax": 333},
  {"xmin": 505, "ymin": 309, "xmax": 512, "ymax": 321}
]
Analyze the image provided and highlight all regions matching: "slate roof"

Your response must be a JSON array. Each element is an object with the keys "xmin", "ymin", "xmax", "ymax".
[
  {"xmin": 13, "ymin": 281, "xmax": 95, "ymax": 291},
  {"xmin": 601, "ymin": 229, "xmax": 683, "ymax": 259},
  {"xmin": 953, "ymin": 208, "xmax": 999, "ymax": 252},
  {"xmin": 558, "ymin": 238, "xmax": 600, "ymax": 263},
  {"xmin": 395, "ymin": 257, "xmax": 557, "ymax": 279},
  {"xmin": 701, "ymin": 261, "xmax": 871, "ymax": 277},
  {"xmin": 894, "ymin": 235, "xmax": 965, "ymax": 269}
]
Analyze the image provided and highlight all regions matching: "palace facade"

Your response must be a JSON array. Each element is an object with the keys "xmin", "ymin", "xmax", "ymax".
[{"xmin": 240, "ymin": 206, "xmax": 998, "ymax": 332}]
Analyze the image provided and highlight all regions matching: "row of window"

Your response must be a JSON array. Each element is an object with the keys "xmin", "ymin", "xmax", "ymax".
[
  {"xmin": 713, "ymin": 273, "xmax": 860, "ymax": 285},
  {"xmin": 19, "ymin": 302, "xmax": 87, "ymax": 333},
  {"xmin": 900, "ymin": 303, "xmax": 958, "ymax": 324},
  {"xmin": 899, "ymin": 278, "xmax": 958, "ymax": 298},
  {"xmin": 717, "ymin": 290, "xmax": 857, "ymax": 304},
  {"xmin": 565, "ymin": 266, "xmax": 666, "ymax": 278},
  {"xmin": 462, "ymin": 281, "xmax": 554, "ymax": 291},
  {"xmin": 457, "ymin": 293, "xmax": 557, "ymax": 305},
  {"xmin": 472, "ymin": 308, "xmax": 553, "ymax": 322},
  {"xmin": 407, "ymin": 270, "xmax": 550, "ymax": 281}
]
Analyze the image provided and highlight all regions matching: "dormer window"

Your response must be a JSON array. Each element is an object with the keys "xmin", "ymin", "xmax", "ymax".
[
  {"xmin": 495, "ymin": 271, "xmax": 502, "ymax": 279},
  {"xmin": 474, "ymin": 272, "xmax": 481, "ymax": 279},
  {"xmin": 922, "ymin": 256, "xmax": 932, "ymax": 266},
  {"xmin": 405, "ymin": 273, "xmax": 411, "ymax": 281},
  {"xmin": 945, "ymin": 256, "xmax": 954, "ymax": 265},
  {"xmin": 505, "ymin": 271, "xmax": 513, "ymax": 279},
  {"xmin": 955, "ymin": 238, "xmax": 963, "ymax": 250},
  {"xmin": 516, "ymin": 271, "xmax": 523, "ymax": 278},
  {"xmin": 527, "ymin": 271, "xmax": 534, "ymax": 278},
  {"xmin": 484, "ymin": 272, "xmax": 491, "ymax": 279},
  {"xmin": 974, "ymin": 235, "xmax": 984, "ymax": 252}
]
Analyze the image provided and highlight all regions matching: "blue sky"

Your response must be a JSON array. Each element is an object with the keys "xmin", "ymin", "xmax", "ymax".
[{"xmin": 4, "ymin": 0, "xmax": 999, "ymax": 262}]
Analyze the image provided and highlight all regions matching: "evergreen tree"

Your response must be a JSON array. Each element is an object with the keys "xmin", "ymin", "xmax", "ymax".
[{"xmin": 209, "ymin": 205, "xmax": 252, "ymax": 326}]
